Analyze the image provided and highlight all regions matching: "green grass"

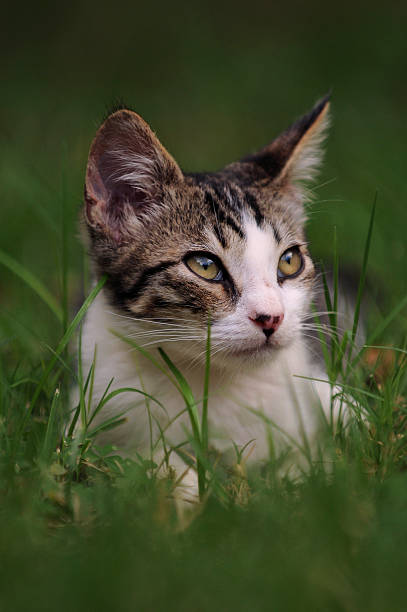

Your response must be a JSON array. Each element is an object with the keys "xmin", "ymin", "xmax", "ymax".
[
  {"xmin": 2, "ymin": 1, "xmax": 407, "ymax": 609},
  {"xmin": 1, "ymin": 187, "xmax": 407, "ymax": 610}
]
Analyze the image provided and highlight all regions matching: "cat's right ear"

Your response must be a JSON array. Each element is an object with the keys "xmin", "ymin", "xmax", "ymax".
[
  {"xmin": 241, "ymin": 95, "xmax": 330, "ymax": 192},
  {"xmin": 85, "ymin": 110, "xmax": 183, "ymax": 242}
]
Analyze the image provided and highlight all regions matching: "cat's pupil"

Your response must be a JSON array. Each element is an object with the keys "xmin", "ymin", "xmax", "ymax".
[{"xmin": 198, "ymin": 257, "xmax": 212, "ymax": 269}]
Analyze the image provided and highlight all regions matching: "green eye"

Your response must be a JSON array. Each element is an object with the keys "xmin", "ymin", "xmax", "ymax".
[
  {"xmin": 185, "ymin": 254, "xmax": 223, "ymax": 281},
  {"xmin": 278, "ymin": 247, "xmax": 303, "ymax": 279}
]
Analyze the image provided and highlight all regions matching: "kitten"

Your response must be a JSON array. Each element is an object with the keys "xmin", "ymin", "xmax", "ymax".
[{"xmin": 79, "ymin": 96, "xmax": 333, "ymax": 485}]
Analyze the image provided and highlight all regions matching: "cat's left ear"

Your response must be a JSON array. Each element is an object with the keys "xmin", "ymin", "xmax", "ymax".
[
  {"xmin": 243, "ymin": 95, "xmax": 330, "ymax": 187},
  {"xmin": 84, "ymin": 109, "xmax": 183, "ymax": 242}
]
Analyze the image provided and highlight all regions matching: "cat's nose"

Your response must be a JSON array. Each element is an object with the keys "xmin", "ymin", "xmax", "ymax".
[{"xmin": 249, "ymin": 312, "xmax": 284, "ymax": 337}]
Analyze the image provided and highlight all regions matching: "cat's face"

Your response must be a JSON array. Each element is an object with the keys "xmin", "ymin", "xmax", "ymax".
[{"xmin": 83, "ymin": 98, "xmax": 329, "ymax": 367}]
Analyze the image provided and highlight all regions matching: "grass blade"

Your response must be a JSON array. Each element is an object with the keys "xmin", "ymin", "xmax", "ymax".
[
  {"xmin": 351, "ymin": 192, "xmax": 377, "ymax": 344},
  {"xmin": 110, "ymin": 331, "xmax": 181, "ymax": 392},
  {"xmin": 367, "ymin": 294, "xmax": 407, "ymax": 345},
  {"xmin": 158, "ymin": 348, "xmax": 201, "ymax": 442},
  {"xmin": 87, "ymin": 386, "xmax": 167, "ymax": 428},
  {"xmin": 60, "ymin": 154, "xmax": 69, "ymax": 333},
  {"xmin": 158, "ymin": 347, "xmax": 209, "ymax": 499},
  {"xmin": 201, "ymin": 313, "xmax": 211, "ymax": 456},
  {"xmin": 14, "ymin": 276, "xmax": 106, "ymax": 449},
  {"xmin": 0, "ymin": 249, "xmax": 63, "ymax": 323},
  {"xmin": 41, "ymin": 386, "xmax": 61, "ymax": 462}
]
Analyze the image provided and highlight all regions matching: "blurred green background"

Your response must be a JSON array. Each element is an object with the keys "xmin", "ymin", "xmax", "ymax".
[{"xmin": 1, "ymin": 0, "xmax": 406, "ymax": 346}]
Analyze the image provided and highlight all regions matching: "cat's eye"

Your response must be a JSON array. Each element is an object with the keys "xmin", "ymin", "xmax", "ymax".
[
  {"xmin": 278, "ymin": 247, "xmax": 304, "ymax": 280},
  {"xmin": 185, "ymin": 253, "xmax": 224, "ymax": 281}
]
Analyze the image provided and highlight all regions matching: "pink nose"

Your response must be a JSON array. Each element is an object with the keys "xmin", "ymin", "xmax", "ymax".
[{"xmin": 249, "ymin": 312, "xmax": 284, "ymax": 338}]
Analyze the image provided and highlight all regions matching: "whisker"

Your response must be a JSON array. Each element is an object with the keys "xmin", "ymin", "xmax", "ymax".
[
  {"xmin": 126, "ymin": 330, "xmax": 201, "ymax": 338},
  {"xmin": 107, "ymin": 311, "xmax": 199, "ymax": 326},
  {"xmin": 139, "ymin": 338, "xmax": 202, "ymax": 348},
  {"xmin": 301, "ymin": 328, "xmax": 340, "ymax": 340},
  {"xmin": 313, "ymin": 177, "xmax": 337, "ymax": 191},
  {"xmin": 301, "ymin": 322, "xmax": 346, "ymax": 335},
  {"xmin": 301, "ymin": 310, "xmax": 339, "ymax": 319}
]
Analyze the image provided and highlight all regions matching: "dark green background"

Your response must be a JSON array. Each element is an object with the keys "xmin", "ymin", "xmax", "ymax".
[{"xmin": 1, "ymin": 0, "xmax": 406, "ymax": 343}]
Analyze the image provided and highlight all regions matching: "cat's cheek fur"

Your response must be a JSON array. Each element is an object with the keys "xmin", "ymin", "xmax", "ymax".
[{"xmin": 279, "ymin": 284, "xmax": 313, "ymax": 344}]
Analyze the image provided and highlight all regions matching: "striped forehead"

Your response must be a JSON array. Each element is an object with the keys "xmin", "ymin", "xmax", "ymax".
[{"xmin": 200, "ymin": 181, "xmax": 283, "ymax": 247}]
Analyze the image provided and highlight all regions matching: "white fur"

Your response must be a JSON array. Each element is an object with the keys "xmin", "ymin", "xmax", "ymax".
[
  {"xmin": 79, "ymin": 293, "xmax": 331, "ymax": 462},
  {"xmin": 78, "ymin": 217, "xmax": 334, "ymax": 483},
  {"xmin": 211, "ymin": 219, "xmax": 308, "ymax": 357},
  {"xmin": 109, "ymin": 149, "xmax": 159, "ymax": 195}
]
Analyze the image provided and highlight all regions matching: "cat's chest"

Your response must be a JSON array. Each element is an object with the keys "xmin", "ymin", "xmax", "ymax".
[
  {"xmin": 82, "ymin": 306, "xmax": 323, "ymax": 458},
  {"xmin": 143, "ymin": 348, "xmax": 322, "ymax": 455}
]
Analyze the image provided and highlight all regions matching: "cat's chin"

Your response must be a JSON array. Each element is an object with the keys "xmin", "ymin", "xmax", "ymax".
[
  {"xmin": 209, "ymin": 339, "xmax": 286, "ymax": 370},
  {"xmin": 154, "ymin": 337, "xmax": 284, "ymax": 372}
]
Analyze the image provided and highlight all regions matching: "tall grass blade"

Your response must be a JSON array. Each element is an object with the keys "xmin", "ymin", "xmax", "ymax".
[
  {"xmin": 87, "ymin": 386, "xmax": 167, "ymax": 428},
  {"xmin": 41, "ymin": 386, "xmax": 61, "ymax": 462},
  {"xmin": 67, "ymin": 363, "xmax": 95, "ymax": 439},
  {"xmin": 201, "ymin": 313, "xmax": 211, "ymax": 456},
  {"xmin": 331, "ymin": 226, "xmax": 340, "ymax": 362},
  {"xmin": 158, "ymin": 348, "xmax": 208, "ymax": 498},
  {"xmin": 14, "ymin": 276, "xmax": 106, "ymax": 450},
  {"xmin": 158, "ymin": 348, "xmax": 201, "ymax": 442},
  {"xmin": 351, "ymin": 192, "xmax": 377, "ymax": 343},
  {"xmin": 0, "ymin": 249, "xmax": 63, "ymax": 323},
  {"xmin": 60, "ymin": 154, "xmax": 69, "ymax": 333},
  {"xmin": 110, "ymin": 331, "xmax": 180, "ymax": 392},
  {"xmin": 294, "ymin": 374, "xmax": 383, "ymax": 402},
  {"xmin": 77, "ymin": 324, "xmax": 87, "ymax": 429}
]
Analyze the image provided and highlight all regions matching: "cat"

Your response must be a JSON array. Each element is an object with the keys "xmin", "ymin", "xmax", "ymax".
[{"xmin": 79, "ymin": 95, "xmax": 334, "ymax": 492}]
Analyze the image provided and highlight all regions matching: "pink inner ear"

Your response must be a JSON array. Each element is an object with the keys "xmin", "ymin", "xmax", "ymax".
[
  {"xmin": 85, "ymin": 136, "xmax": 152, "ymax": 235},
  {"xmin": 87, "ymin": 161, "xmax": 109, "ymax": 202},
  {"xmin": 85, "ymin": 147, "xmax": 159, "ymax": 243},
  {"xmin": 85, "ymin": 161, "xmax": 109, "ymax": 229},
  {"xmin": 84, "ymin": 109, "xmax": 183, "ymax": 241}
]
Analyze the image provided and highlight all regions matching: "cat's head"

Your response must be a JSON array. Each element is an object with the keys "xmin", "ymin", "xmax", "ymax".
[{"xmin": 83, "ymin": 96, "xmax": 330, "ymax": 367}]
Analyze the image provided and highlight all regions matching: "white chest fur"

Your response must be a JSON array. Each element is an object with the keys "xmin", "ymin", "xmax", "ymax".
[{"xmin": 79, "ymin": 292, "xmax": 331, "ymax": 465}]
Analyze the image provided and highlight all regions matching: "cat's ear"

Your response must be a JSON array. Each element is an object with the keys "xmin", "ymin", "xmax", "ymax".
[
  {"xmin": 85, "ymin": 110, "xmax": 183, "ymax": 242},
  {"xmin": 243, "ymin": 95, "xmax": 330, "ymax": 188}
]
